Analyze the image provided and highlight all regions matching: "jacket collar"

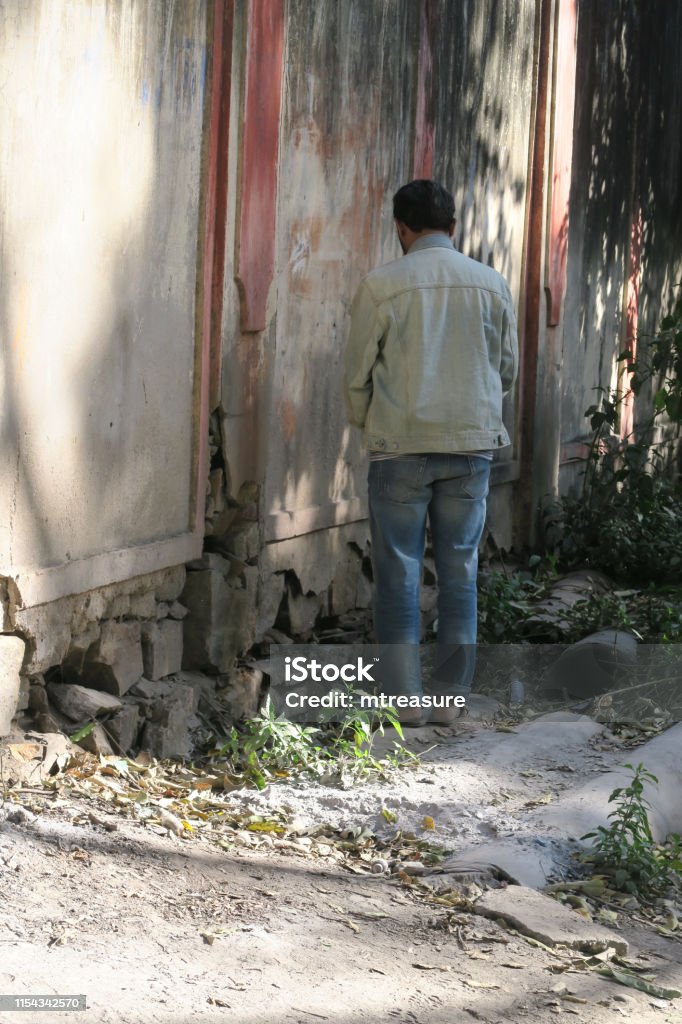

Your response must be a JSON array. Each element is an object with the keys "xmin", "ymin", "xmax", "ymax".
[{"xmin": 408, "ymin": 233, "xmax": 455, "ymax": 254}]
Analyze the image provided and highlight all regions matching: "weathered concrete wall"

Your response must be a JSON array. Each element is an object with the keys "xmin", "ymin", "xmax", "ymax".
[
  {"xmin": 0, "ymin": 1, "xmax": 207, "ymax": 592},
  {"xmin": 0, "ymin": 1, "xmax": 212, "ymax": 734},
  {"xmin": 559, "ymin": 0, "xmax": 682, "ymax": 494},
  {"xmin": 230, "ymin": 0, "xmax": 536, "ymax": 637}
]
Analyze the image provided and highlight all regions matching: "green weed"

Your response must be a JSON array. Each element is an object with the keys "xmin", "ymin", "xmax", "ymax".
[
  {"xmin": 581, "ymin": 763, "xmax": 682, "ymax": 901},
  {"xmin": 216, "ymin": 696, "xmax": 417, "ymax": 790}
]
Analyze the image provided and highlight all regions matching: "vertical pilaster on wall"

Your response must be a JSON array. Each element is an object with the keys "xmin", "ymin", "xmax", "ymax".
[
  {"xmin": 208, "ymin": 1, "xmax": 234, "ymax": 413},
  {"xmin": 236, "ymin": 0, "xmax": 285, "ymax": 333},
  {"xmin": 412, "ymin": 0, "xmax": 437, "ymax": 180},
  {"xmin": 194, "ymin": 0, "xmax": 233, "ymax": 535},
  {"xmin": 545, "ymin": 0, "xmax": 577, "ymax": 328},
  {"xmin": 516, "ymin": 0, "xmax": 553, "ymax": 549},
  {"xmin": 530, "ymin": 0, "xmax": 578, "ymax": 529}
]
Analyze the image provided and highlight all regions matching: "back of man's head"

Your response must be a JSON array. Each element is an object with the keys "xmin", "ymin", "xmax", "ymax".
[{"xmin": 393, "ymin": 180, "xmax": 455, "ymax": 233}]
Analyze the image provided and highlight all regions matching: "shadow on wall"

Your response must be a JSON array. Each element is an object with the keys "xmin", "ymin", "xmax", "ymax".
[
  {"xmin": 433, "ymin": 0, "xmax": 533, "ymax": 284},
  {"xmin": 0, "ymin": 2, "xmax": 205, "ymax": 581},
  {"xmin": 261, "ymin": 0, "xmax": 532, "ymax": 547},
  {"xmin": 561, "ymin": 0, "xmax": 682, "ymax": 487}
]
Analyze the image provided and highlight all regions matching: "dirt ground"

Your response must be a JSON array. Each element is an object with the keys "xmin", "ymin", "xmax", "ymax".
[{"xmin": 2, "ymin": 711, "xmax": 682, "ymax": 1024}]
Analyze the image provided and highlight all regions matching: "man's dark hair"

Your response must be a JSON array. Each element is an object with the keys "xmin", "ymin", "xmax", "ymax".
[{"xmin": 393, "ymin": 180, "xmax": 455, "ymax": 232}]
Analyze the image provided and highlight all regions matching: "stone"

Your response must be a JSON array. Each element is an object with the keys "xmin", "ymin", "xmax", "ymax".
[
  {"xmin": 141, "ymin": 620, "xmax": 183, "ymax": 680},
  {"xmin": 82, "ymin": 621, "xmax": 144, "ymax": 695},
  {"xmin": 129, "ymin": 592, "xmax": 157, "ymax": 619},
  {"xmin": 17, "ymin": 673, "xmax": 30, "ymax": 712},
  {"xmin": 140, "ymin": 684, "xmax": 196, "ymax": 759},
  {"xmin": 186, "ymin": 553, "xmax": 229, "ymax": 572},
  {"xmin": 224, "ymin": 523, "xmax": 260, "ymax": 562},
  {"xmin": 154, "ymin": 566, "xmax": 187, "ymax": 603},
  {"xmin": 329, "ymin": 551, "xmax": 362, "ymax": 616},
  {"xmin": 182, "ymin": 564, "xmax": 256, "ymax": 673},
  {"xmin": 256, "ymin": 572, "xmax": 286, "ymax": 640},
  {"xmin": 13, "ymin": 601, "xmax": 71, "ymax": 674},
  {"xmin": 0, "ymin": 635, "xmax": 27, "ymax": 735},
  {"xmin": 61, "ymin": 627, "xmax": 99, "ymax": 682},
  {"xmin": 29, "ymin": 682, "xmax": 50, "ymax": 715},
  {"xmin": 209, "ymin": 469, "xmax": 225, "ymax": 514},
  {"xmin": 78, "ymin": 723, "xmax": 115, "ymax": 757},
  {"xmin": 264, "ymin": 628, "xmax": 293, "ymax": 645},
  {"xmin": 47, "ymin": 683, "xmax": 123, "ymax": 722},
  {"xmin": 170, "ymin": 671, "xmax": 216, "ymax": 712},
  {"xmin": 167, "ymin": 601, "xmax": 188, "ymax": 620},
  {"xmin": 107, "ymin": 704, "xmax": 141, "ymax": 753},
  {"xmin": 34, "ymin": 712, "xmax": 64, "ymax": 734},
  {"xmin": 219, "ymin": 666, "xmax": 263, "ymax": 720},
  {"xmin": 106, "ymin": 594, "xmax": 131, "ymax": 619},
  {"xmin": 474, "ymin": 886, "xmax": 628, "ymax": 955},
  {"xmin": 156, "ymin": 602, "xmax": 170, "ymax": 620},
  {"xmin": 285, "ymin": 584, "xmax": 324, "ymax": 637},
  {"xmin": 130, "ymin": 678, "xmax": 171, "ymax": 701}
]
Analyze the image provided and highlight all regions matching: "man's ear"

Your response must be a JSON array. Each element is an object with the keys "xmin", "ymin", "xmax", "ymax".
[{"xmin": 448, "ymin": 219, "xmax": 457, "ymax": 239}]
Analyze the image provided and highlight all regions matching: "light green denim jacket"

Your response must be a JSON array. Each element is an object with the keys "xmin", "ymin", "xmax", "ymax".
[{"xmin": 343, "ymin": 234, "xmax": 518, "ymax": 453}]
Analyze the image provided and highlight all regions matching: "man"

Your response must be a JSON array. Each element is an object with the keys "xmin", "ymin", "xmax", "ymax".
[{"xmin": 343, "ymin": 179, "xmax": 518, "ymax": 724}]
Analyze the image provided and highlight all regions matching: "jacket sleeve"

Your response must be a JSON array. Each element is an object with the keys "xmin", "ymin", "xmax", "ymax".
[
  {"xmin": 343, "ymin": 280, "xmax": 387, "ymax": 428},
  {"xmin": 499, "ymin": 281, "xmax": 519, "ymax": 399}
]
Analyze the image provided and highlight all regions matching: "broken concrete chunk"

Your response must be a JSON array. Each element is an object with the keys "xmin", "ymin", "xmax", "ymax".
[
  {"xmin": 129, "ymin": 592, "xmax": 157, "ymax": 619},
  {"xmin": 13, "ymin": 601, "xmax": 71, "ymax": 674},
  {"xmin": 154, "ymin": 566, "xmax": 186, "ymax": 603},
  {"xmin": 209, "ymin": 469, "xmax": 225, "ymax": 514},
  {"xmin": 17, "ymin": 673, "xmax": 30, "ymax": 712},
  {"xmin": 28, "ymin": 682, "xmax": 50, "ymax": 715},
  {"xmin": 106, "ymin": 594, "xmax": 131, "ymax": 619},
  {"xmin": 107, "ymin": 703, "xmax": 141, "ymax": 753},
  {"xmin": 61, "ymin": 627, "xmax": 99, "ymax": 682},
  {"xmin": 130, "ymin": 678, "xmax": 172, "ymax": 701},
  {"xmin": 78, "ymin": 723, "xmax": 115, "ymax": 757},
  {"xmin": 474, "ymin": 885, "xmax": 628, "ymax": 955},
  {"xmin": 218, "ymin": 666, "xmax": 263, "ymax": 720},
  {"xmin": 256, "ymin": 573, "xmax": 286, "ymax": 640},
  {"xmin": 170, "ymin": 671, "xmax": 216, "ymax": 713},
  {"xmin": 0, "ymin": 635, "xmax": 27, "ymax": 735},
  {"xmin": 83, "ymin": 621, "xmax": 144, "ymax": 696},
  {"xmin": 181, "ymin": 566, "xmax": 256, "ymax": 672},
  {"xmin": 224, "ymin": 523, "xmax": 260, "ymax": 562},
  {"xmin": 141, "ymin": 619, "xmax": 183, "ymax": 680},
  {"xmin": 141, "ymin": 684, "xmax": 195, "ymax": 758},
  {"xmin": 284, "ymin": 583, "xmax": 324, "ymax": 636},
  {"xmin": 264, "ymin": 628, "xmax": 293, "ymax": 645},
  {"xmin": 47, "ymin": 683, "xmax": 123, "ymax": 722},
  {"xmin": 167, "ymin": 601, "xmax": 189, "ymax": 620},
  {"xmin": 329, "ymin": 550, "xmax": 362, "ymax": 616}
]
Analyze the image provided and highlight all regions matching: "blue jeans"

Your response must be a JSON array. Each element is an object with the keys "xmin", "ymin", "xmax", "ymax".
[{"xmin": 368, "ymin": 453, "xmax": 490, "ymax": 698}]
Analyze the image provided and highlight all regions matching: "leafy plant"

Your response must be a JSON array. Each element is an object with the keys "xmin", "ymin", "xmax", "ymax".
[
  {"xmin": 217, "ymin": 696, "xmax": 415, "ymax": 789},
  {"xmin": 544, "ymin": 289, "xmax": 682, "ymax": 585},
  {"xmin": 581, "ymin": 763, "xmax": 682, "ymax": 900},
  {"xmin": 477, "ymin": 570, "xmax": 544, "ymax": 641}
]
